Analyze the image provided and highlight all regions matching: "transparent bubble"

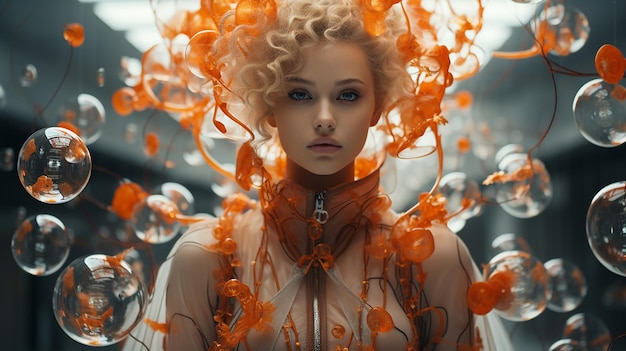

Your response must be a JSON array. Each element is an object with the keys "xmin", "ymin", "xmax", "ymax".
[
  {"xmin": 549, "ymin": 339, "xmax": 584, "ymax": 351},
  {"xmin": 1, "ymin": 147, "xmax": 14, "ymax": 171},
  {"xmin": 486, "ymin": 250, "xmax": 551, "ymax": 321},
  {"xmin": 52, "ymin": 251, "xmax": 148, "ymax": 346},
  {"xmin": 512, "ymin": 0, "xmax": 545, "ymax": 3},
  {"xmin": 496, "ymin": 153, "xmax": 553, "ymax": 218},
  {"xmin": 11, "ymin": 214, "xmax": 70, "ymax": 276},
  {"xmin": 573, "ymin": 79, "xmax": 626, "ymax": 147},
  {"xmin": 536, "ymin": 6, "xmax": 589, "ymax": 56},
  {"xmin": 132, "ymin": 194, "xmax": 182, "ymax": 244},
  {"xmin": 59, "ymin": 94, "xmax": 106, "ymax": 145},
  {"xmin": 562, "ymin": 313, "xmax": 611, "ymax": 351},
  {"xmin": 17, "ymin": 127, "xmax": 92, "ymax": 204},
  {"xmin": 0, "ymin": 83, "xmax": 6, "ymax": 108},
  {"xmin": 438, "ymin": 172, "xmax": 483, "ymax": 232},
  {"xmin": 20, "ymin": 64, "xmax": 38, "ymax": 87},
  {"xmin": 119, "ymin": 56, "xmax": 142, "ymax": 86},
  {"xmin": 544, "ymin": 258, "xmax": 587, "ymax": 313},
  {"xmin": 152, "ymin": 182, "xmax": 195, "ymax": 215},
  {"xmin": 586, "ymin": 181, "xmax": 626, "ymax": 276},
  {"xmin": 490, "ymin": 233, "xmax": 532, "ymax": 256}
]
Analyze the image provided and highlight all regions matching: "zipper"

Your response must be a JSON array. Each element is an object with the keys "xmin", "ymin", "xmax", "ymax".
[{"xmin": 311, "ymin": 191, "xmax": 325, "ymax": 350}]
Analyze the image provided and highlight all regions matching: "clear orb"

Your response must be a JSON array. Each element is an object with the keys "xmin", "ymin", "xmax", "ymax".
[
  {"xmin": 11, "ymin": 214, "xmax": 70, "ymax": 276},
  {"xmin": 544, "ymin": 258, "xmax": 587, "ymax": 312},
  {"xmin": 586, "ymin": 181, "xmax": 626, "ymax": 276},
  {"xmin": 549, "ymin": 339, "xmax": 584, "ymax": 351},
  {"xmin": 562, "ymin": 313, "xmax": 611, "ymax": 351},
  {"xmin": 573, "ymin": 79, "xmax": 626, "ymax": 147},
  {"xmin": 152, "ymin": 182, "xmax": 195, "ymax": 215},
  {"xmin": 487, "ymin": 250, "xmax": 551, "ymax": 321},
  {"xmin": 438, "ymin": 172, "xmax": 483, "ymax": 232},
  {"xmin": 17, "ymin": 127, "xmax": 92, "ymax": 204},
  {"xmin": 540, "ymin": 6, "xmax": 590, "ymax": 56},
  {"xmin": 59, "ymin": 94, "xmax": 106, "ymax": 145},
  {"xmin": 490, "ymin": 233, "xmax": 532, "ymax": 256},
  {"xmin": 496, "ymin": 153, "xmax": 552, "ymax": 218},
  {"xmin": 52, "ymin": 252, "xmax": 148, "ymax": 346},
  {"xmin": 132, "ymin": 194, "xmax": 182, "ymax": 244}
]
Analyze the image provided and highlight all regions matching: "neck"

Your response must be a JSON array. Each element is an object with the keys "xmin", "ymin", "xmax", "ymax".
[{"xmin": 284, "ymin": 159, "xmax": 355, "ymax": 191}]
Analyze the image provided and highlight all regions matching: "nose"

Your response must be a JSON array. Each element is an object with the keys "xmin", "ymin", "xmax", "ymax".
[{"xmin": 313, "ymin": 100, "xmax": 336, "ymax": 132}]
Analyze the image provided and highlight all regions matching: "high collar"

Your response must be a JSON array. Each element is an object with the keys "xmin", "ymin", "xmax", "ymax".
[{"xmin": 261, "ymin": 169, "xmax": 389, "ymax": 263}]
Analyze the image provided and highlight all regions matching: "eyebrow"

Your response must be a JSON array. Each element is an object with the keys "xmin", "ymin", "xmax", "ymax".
[{"xmin": 285, "ymin": 77, "xmax": 366, "ymax": 87}]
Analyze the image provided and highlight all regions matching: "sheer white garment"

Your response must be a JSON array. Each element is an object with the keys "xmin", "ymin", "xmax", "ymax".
[
  {"xmin": 122, "ymin": 171, "xmax": 514, "ymax": 350},
  {"xmin": 123, "ymin": 218, "xmax": 514, "ymax": 351}
]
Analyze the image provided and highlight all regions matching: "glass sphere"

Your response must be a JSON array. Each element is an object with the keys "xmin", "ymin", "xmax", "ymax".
[
  {"xmin": 152, "ymin": 182, "xmax": 195, "ymax": 215},
  {"xmin": 487, "ymin": 250, "xmax": 551, "ymax": 321},
  {"xmin": 586, "ymin": 181, "xmax": 626, "ymax": 276},
  {"xmin": 20, "ymin": 64, "xmax": 38, "ymax": 87},
  {"xmin": 11, "ymin": 214, "xmax": 70, "ymax": 276},
  {"xmin": 562, "ymin": 313, "xmax": 611, "ymax": 351},
  {"xmin": 491, "ymin": 233, "xmax": 532, "ymax": 256},
  {"xmin": 496, "ymin": 153, "xmax": 553, "ymax": 218},
  {"xmin": 17, "ymin": 127, "xmax": 92, "ymax": 204},
  {"xmin": 438, "ymin": 172, "xmax": 483, "ymax": 232},
  {"xmin": 549, "ymin": 339, "xmax": 584, "ymax": 351},
  {"xmin": 59, "ymin": 93, "xmax": 106, "ymax": 145},
  {"xmin": 573, "ymin": 79, "xmax": 626, "ymax": 147},
  {"xmin": 544, "ymin": 258, "xmax": 587, "ymax": 312},
  {"xmin": 52, "ymin": 252, "xmax": 148, "ymax": 346},
  {"xmin": 541, "ymin": 6, "xmax": 590, "ymax": 56},
  {"xmin": 132, "ymin": 194, "xmax": 182, "ymax": 244},
  {"xmin": 1, "ymin": 147, "xmax": 14, "ymax": 171}
]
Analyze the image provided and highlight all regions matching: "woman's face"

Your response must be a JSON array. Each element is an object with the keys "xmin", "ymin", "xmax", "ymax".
[{"xmin": 269, "ymin": 42, "xmax": 378, "ymax": 179}]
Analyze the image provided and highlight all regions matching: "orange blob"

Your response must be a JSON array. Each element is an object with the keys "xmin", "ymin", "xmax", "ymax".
[
  {"xmin": 144, "ymin": 132, "xmax": 160, "ymax": 157},
  {"xmin": 595, "ymin": 44, "xmax": 626, "ymax": 85},
  {"xmin": 31, "ymin": 175, "xmax": 54, "ymax": 194},
  {"xmin": 456, "ymin": 136, "xmax": 471, "ymax": 154},
  {"xmin": 111, "ymin": 87, "xmax": 137, "ymax": 116},
  {"xmin": 394, "ymin": 228, "xmax": 434, "ymax": 263},
  {"xmin": 366, "ymin": 307, "xmax": 394, "ymax": 333},
  {"xmin": 466, "ymin": 281, "xmax": 497, "ymax": 315},
  {"xmin": 109, "ymin": 181, "xmax": 148, "ymax": 220},
  {"xmin": 489, "ymin": 270, "xmax": 515, "ymax": 311},
  {"xmin": 455, "ymin": 90, "xmax": 473, "ymax": 109},
  {"xmin": 57, "ymin": 121, "xmax": 80, "ymax": 136},
  {"xmin": 63, "ymin": 23, "xmax": 85, "ymax": 47}
]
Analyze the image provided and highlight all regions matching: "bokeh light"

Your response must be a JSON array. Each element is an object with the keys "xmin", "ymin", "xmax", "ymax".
[
  {"xmin": 58, "ymin": 94, "xmax": 106, "ymax": 145},
  {"xmin": 544, "ymin": 258, "xmax": 587, "ymax": 313},
  {"xmin": 562, "ymin": 313, "xmax": 611, "ymax": 351}
]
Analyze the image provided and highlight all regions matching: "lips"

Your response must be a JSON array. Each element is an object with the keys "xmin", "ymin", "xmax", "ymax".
[{"xmin": 308, "ymin": 138, "xmax": 341, "ymax": 153}]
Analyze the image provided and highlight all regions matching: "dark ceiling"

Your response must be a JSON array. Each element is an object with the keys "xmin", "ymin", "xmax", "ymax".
[{"xmin": 1, "ymin": 0, "xmax": 626, "ymax": 350}]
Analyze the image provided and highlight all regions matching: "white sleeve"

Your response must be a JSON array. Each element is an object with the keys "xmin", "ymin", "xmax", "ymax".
[
  {"xmin": 122, "ymin": 219, "xmax": 221, "ymax": 351},
  {"xmin": 421, "ymin": 223, "xmax": 514, "ymax": 351}
]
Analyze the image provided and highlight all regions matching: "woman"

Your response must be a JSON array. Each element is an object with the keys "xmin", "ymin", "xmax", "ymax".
[{"xmin": 124, "ymin": 0, "xmax": 513, "ymax": 350}]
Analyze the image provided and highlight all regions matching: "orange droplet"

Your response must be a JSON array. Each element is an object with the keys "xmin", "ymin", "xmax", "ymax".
[
  {"xmin": 331, "ymin": 324, "xmax": 346, "ymax": 338},
  {"xmin": 112, "ymin": 87, "xmax": 137, "ymax": 116},
  {"xmin": 455, "ymin": 90, "xmax": 473, "ymax": 109},
  {"xmin": 64, "ymin": 23, "xmax": 85, "ymax": 47},
  {"xmin": 457, "ymin": 136, "xmax": 471, "ymax": 154},
  {"xmin": 366, "ymin": 307, "xmax": 394, "ymax": 333},
  {"xmin": 110, "ymin": 181, "xmax": 148, "ymax": 220},
  {"xmin": 144, "ymin": 132, "xmax": 159, "ymax": 157},
  {"xmin": 466, "ymin": 281, "xmax": 497, "ymax": 315},
  {"xmin": 595, "ymin": 44, "xmax": 626, "ymax": 85},
  {"xmin": 396, "ymin": 228, "xmax": 434, "ymax": 263}
]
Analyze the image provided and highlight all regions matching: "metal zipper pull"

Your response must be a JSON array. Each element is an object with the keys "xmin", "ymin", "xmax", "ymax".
[{"xmin": 313, "ymin": 192, "xmax": 328, "ymax": 224}]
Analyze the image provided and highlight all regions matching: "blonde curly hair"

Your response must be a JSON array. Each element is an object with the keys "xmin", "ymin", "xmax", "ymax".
[{"xmin": 216, "ymin": 0, "xmax": 413, "ymax": 144}]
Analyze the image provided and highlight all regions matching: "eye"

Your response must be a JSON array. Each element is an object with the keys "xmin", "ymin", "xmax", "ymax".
[
  {"xmin": 338, "ymin": 91, "xmax": 359, "ymax": 102},
  {"xmin": 288, "ymin": 90, "xmax": 311, "ymax": 101}
]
